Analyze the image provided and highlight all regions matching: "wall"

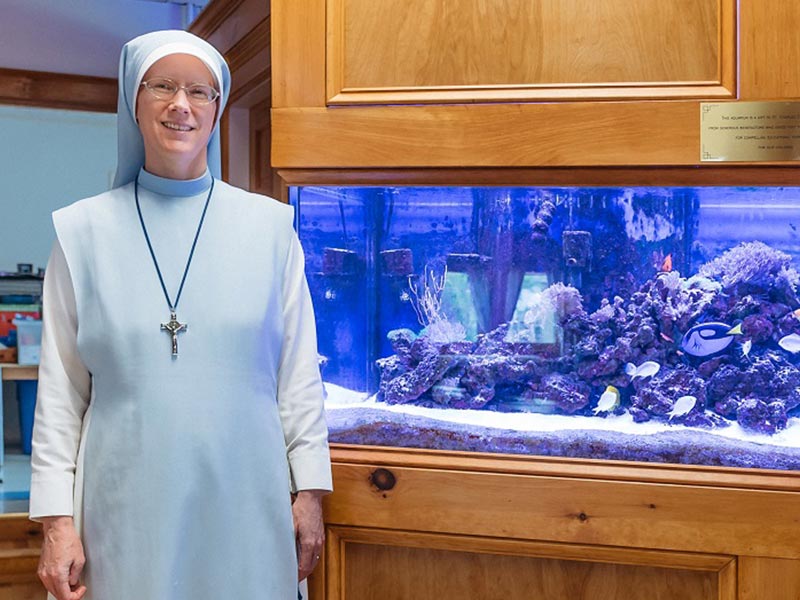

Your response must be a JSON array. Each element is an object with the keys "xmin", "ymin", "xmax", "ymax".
[
  {"xmin": 0, "ymin": 0, "xmax": 185, "ymax": 77},
  {"xmin": 0, "ymin": 105, "xmax": 116, "ymax": 273}
]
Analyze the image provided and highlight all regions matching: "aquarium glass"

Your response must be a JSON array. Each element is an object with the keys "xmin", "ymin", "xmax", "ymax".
[{"xmin": 291, "ymin": 185, "xmax": 800, "ymax": 470}]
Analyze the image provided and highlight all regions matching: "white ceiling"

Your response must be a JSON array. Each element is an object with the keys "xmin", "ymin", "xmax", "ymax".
[{"xmin": 0, "ymin": 0, "xmax": 210, "ymax": 78}]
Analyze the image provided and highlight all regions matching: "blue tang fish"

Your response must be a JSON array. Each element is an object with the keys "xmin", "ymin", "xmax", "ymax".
[{"xmin": 680, "ymin": 322, "xmax": 742, "ymax": 358}]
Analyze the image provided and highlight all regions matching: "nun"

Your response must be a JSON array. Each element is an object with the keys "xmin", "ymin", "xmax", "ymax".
[{"xmin": 30, "ymin": 30, "xmax": 332, "ymax": 600}]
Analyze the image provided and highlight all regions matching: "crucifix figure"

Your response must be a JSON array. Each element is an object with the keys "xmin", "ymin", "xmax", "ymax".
[{"xmin": 161, "ymin": 311, "xmax": 187, "ymax": 356}]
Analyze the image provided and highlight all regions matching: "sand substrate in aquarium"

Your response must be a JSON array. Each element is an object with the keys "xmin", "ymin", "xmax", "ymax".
[{"xmin": 324, "ymin": 384, "xmax": 800, "ymax": 470}]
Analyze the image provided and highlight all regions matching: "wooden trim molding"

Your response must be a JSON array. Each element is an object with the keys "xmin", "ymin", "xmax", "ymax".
[
  {"xmin": 277, "ymin": 166, "xmax": 800, "ymax": 188},
  {"xmin": 0, "ymin": 68, "xmax": 117, "ymax": 113},
  {"xmin": 327, "ymin": 85, "xmax": 736, "ymax": 106},
  {"xmin": 225, "ymin": 17, "xmax": 271, "ymax": 106},
  {"xmin": 226, "ymin": 17, "xmax": 270, "ymax": 75},
  {"xmin": 189, "ymin": 0, "xmax": 248, "ymax": 42},
  {"xmin": 329, "ymin": 445, "xmax": 800, "ymax": 493},
  {"xmin": 325, "ymin": 0, "xmax": 737, "ymax": 106},
  {"xmin": 327, "ymin": 526, "xmax": 737, "ymax": 571},
  {"xmin": 326, "ymin": 526, "xmax": 738, "ymax": 600}
]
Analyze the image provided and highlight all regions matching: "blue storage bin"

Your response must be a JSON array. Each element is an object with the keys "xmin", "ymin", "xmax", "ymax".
[{"xmin": 16, "ymin": 380, "xmax": 37, "ymax": 455}]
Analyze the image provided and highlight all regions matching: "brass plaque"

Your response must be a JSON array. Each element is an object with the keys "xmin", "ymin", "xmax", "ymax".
[{"xmin": 701, "ymin": 101, "xmax": 800, "ymax": 162}]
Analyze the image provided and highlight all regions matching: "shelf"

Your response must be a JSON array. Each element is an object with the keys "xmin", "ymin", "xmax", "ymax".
[{"xmin": 0, "ymin": 365, "xmax": 38, "ymax": 381}]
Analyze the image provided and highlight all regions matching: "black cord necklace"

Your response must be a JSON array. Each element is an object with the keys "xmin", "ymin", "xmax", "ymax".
[{"xmin": 134, "ymin": 175, "xmax": 215, "ymax": 357}]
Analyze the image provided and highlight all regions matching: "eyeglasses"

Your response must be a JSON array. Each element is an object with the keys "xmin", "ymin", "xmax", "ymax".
[{"xmin": 140, "ymin": 77, "xmax": 220, "ymax": 106}]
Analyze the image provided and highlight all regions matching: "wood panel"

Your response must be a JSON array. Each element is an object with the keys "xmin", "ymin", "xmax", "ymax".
[
  {"xmin": 326, "ymin": 446, "xmax": 800, "ymax": 493},
  {"xmin": 739, "ymin": 0, "xmax": 800, "ymax": 100},
  {"xmin": 249, "ymin": 98, "xmax": 274, "ymax": 196},
  {"xmin": 0, "ymin": 582, "xmax": 44, "ymax": 600},
  {"xmin": 0, "ymin": 367, "xmax": 37, "ymax": 382},
  {"xmin": 219, "ymin": 109, "xmax": 230, "ymax": 182},
  {"xmin": 272, "ymin": 102, "xmax": 701, "ymax": 167},
  {"xmin": 328, "ymin": 0, "xmax": 735, "ymax": 104},
  {"xmin": 0, "ymin": 516, "xmax": 41, "ymax": 553},
  {"xmin": 328, "ymin": 527, "xmax": 734, "ymax": 600},
  {"xmin": 325, "ymin": 462, "xmax": 800, "ymax": 559},
  {"xmin": 190, "ymin": 0, "xmax": 263, "ymax": 55},
  {"xmin": 739, "ymin": 557, "xmax": 800, "ymax": 600},
  {"xmin": 0, "ymin": 68, "xmax": 116, "ymax": 113},
  {"xmin": 277, "ymin": 166, "xmax": 800, "ymax": 188},
  {"xmin": 0, "ymin": 516, "xmax": 42, "ymax": 600},
  {"xmin": 345, "ymin": 546, "xmax": 719, "ymax": 600},
  {"xmin": 225, "ymin": 17, "xmax": 270, "ymax": 106},
  {"xmin": 272, "ymin": 0, "xmax": 326, "ymax": 107}
]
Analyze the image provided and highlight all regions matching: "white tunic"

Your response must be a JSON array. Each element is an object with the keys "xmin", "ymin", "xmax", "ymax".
[{"xmin": 30, "ymin": 169, "xmax": 332, "ymax": 599}]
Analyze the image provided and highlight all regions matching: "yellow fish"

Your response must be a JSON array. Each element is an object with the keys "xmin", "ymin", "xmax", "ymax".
[{"xmin": 593, "ymin": 385, "xmax": 620, "ymax": 414}]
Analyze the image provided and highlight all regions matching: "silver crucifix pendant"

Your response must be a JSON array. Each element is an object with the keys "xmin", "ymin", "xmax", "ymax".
[{"xmin": 161, "ymin": 311, "xmax": 187, "ymax": 357}]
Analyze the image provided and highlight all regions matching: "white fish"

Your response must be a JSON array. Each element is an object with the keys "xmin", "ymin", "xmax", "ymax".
[
  {"xmin": 624, "ymin": 360, "xmax": 661, "ymax": 379},
  {"xmin": 593, "ymin": 385, "xmax": 620, "ymax": 414},
  {"xmin": 667, "ymin": 395, "xmax": 697, "ymax": 419},
  {"xmin": 741, "ymin": 339, "xmax": 752, "ymax": 359},
  {"xmin": 778, "ymin": 333, "xmax": 800, "ymax": 353}
]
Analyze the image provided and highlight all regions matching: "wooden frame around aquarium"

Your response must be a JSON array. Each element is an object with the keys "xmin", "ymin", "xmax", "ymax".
[{"xmin": 278, "ymin": 167, "xmax": 800, "ymax": 600}]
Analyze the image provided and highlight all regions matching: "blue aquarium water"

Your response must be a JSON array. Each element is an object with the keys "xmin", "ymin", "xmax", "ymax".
[{"xmin": 290, "ymin": 186, "xmax": 800, "ymax": 470}]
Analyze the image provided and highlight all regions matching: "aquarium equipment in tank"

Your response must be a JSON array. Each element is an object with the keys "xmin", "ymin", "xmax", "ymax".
[{"xmin": 291, "ymin": 185, "xmax": 800, "ymax": 470}]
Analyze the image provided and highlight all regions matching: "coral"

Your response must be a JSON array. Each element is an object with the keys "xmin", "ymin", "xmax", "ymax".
[
  {"xmin": 698, "ymin": 241, "xmax": 800, "ymax": 302},
  {"xmin": 407, "ymin": 265, "xmax": 467, "ymax": 344},
  {"xmin": 375, "ymin": 237, "xmax": 800, "ymax": 437},
  {"xmin": 473, "ymin": 324, "xmax": 514, "ymax": 355},
  {"xmin": 386, "ymin": 328, "xmax": 417, "ymax": 364},
  {"xmin": 407, "ymin": 266, "xmax": 447, "ymax": 326},
  {"xmin": 422, "ymin": 319, "xmax": 467, "ymax": 344},
  {"xmin": 430, "ymin": 380, "xmax": 470, "ymax": 407},
  {"xmin": 702, "ymin": 352, "xmax": 800, "ymax": 432},
  {"xmin": 381, "ymin": 351, "xmax": 457, "ymax": 405},
  {"xmin": 590, "ymin": 296, "xmax": 626, "ymax": 324},
  {"xmin": 541, "ymin": 283, "xmax": 585, "ymax": 321},
  {"xmin": 631, "ymin": 366, "xmax": 707, "ymax": 420},
  {"xmin": 741, "ymin": 314, "xmax": 774, "ymax": 343},
  {"xmin": 460, "ymin": 360, "xmax": 497, "ymax": 408},
  {"xmin": 681, "ymin": 411, "xmax": 728, "ymax": 429},
  {"xmin": 736, "ymin": 398, "xmax": 788, "ymax": 434},
  {"xmin": 539, "ymin": 374, "xmax": 591, "ymax": 413}
]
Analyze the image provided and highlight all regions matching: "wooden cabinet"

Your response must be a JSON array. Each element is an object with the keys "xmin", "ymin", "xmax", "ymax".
[
  {"xmin": 0, "ymin": 516, "xmax": 42, "ymax": 600},
  {"xmin": 310, "ymin": 447, "xmax": 800, "ymax": 600},
  {"xmin": 266, "ymin": 3, "xmax": 800, "ymax": 598},
  {"xmin": 324, "ymin": 0, "xmax": 734, "ymax": 105},
  {"xmin": 271, "ymin": 0, "xmax": 800, "ymax": 168}
]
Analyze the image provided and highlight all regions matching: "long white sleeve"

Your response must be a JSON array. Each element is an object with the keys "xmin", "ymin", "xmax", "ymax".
[
  {"xmin": 29, "ymin": 240, "xmax": 91, "ymax": 520},
  {"xmin": 277, "ymin": 234, "xmax": 332, "ymax": 492}
]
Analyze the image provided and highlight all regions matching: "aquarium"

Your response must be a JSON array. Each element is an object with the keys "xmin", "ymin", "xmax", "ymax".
[{"xmin": 290, "ymin": 185, "xmax": 800, "ymax": 470}]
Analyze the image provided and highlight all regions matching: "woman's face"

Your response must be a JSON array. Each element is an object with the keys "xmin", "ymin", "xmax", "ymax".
[{"xmin": 136, "ymin": 53, "xmax": 218, "ymax": 179}]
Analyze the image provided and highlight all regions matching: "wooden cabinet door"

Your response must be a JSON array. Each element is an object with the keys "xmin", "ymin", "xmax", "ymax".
[{"xmin": 272, "ymin": 1, "xmax": 800, "ymax": 168}]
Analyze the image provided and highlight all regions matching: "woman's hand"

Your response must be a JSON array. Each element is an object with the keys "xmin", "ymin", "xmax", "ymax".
[
  {"xmin": 38, "ymin": 516, "xmax": 86, "ymax": 600},
  {"xmin": 292, "ymin": 489, "xmax": 326, "ymax": 581}
]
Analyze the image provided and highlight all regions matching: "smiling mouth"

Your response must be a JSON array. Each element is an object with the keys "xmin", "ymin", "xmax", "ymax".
[{"xmin": 162, "ymin": 122, "xmax": 194, "ymax": 132}]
